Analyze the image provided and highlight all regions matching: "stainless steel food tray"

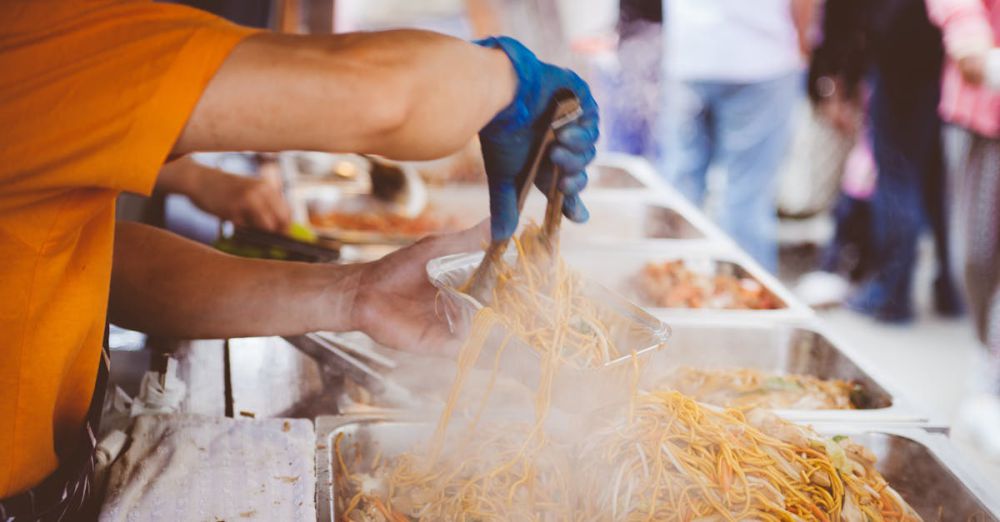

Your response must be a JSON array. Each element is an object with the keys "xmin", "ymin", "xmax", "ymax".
[
  {"xmin": 561, "ymin": 242, "xmax": 813, "ymax": 320},
  {"xmin": 644, "ymin": 320, "xmax": 928, "ymax": 424},
  {"xmin": 314, "ymin": 415, "xmax": 1000, "ymax": 521},
  {"xmin": 588, "ymin": 152, "xmax": 660, "ymax": 189},
  {"xmin": 412, "ymin": 187, "xmax": 712, "ymax": 242}
]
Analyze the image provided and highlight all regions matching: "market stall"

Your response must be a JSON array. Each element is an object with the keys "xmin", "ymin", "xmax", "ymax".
[{"xmin": 99, "ymin": 153, "xmax": 1000, "ymax": 521}]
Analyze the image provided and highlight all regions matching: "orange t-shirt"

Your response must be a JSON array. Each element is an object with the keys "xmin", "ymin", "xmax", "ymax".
[{"xmin": 0, "ymin": 0, "xmax": 256, "ymax": 497}]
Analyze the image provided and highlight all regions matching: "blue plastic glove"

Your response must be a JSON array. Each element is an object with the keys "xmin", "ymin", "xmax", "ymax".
[{"xmin": 475, "ymin": 36, "xmax": 600, "ymax": 240}]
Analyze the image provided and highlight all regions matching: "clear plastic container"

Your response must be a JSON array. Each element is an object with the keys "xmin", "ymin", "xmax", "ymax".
[{"xmin": 426, "ymin": 251, "xmax": 671, "ymax": 412}]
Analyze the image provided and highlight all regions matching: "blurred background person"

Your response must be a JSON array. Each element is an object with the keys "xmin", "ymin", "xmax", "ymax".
[
  {"xmin": 926, "ymin": 0, "xmax": 1000, "ymax": 458},
  {"xmin": 601, "ymin": 0, "xmax": 662, "ymax": 161},
  {"xmin": 794, "ymin": 138, "xmax": 878, "ymax": 307},
  {"xmin": 660, "ymin": 0, "xmax": 814, "ymax": 272},
  {"xmin": 805, "ymin": 0, "xmax": 962, "ymax": 322}
]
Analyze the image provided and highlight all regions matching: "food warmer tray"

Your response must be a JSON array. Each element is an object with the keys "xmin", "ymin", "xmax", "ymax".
[
  {"xmin": 314, "ymin": 415, "xmax": 1000, "ymax": 522},
  {"xmin": 587, "ymin": 152, "xmax": 665, "ymax": 190},
  {"xmin": 424, "ymin": 187, "xmax": 712, "ymax": 242},
  {"xmin": 560, "ymin": 242, "xmax": 813, "ymax": 321},
  {"xmin": 644, "ymin": 320, "xmax": 931, "ymax": 425}
]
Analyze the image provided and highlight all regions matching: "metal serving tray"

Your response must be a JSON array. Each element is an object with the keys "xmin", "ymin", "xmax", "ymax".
[
  {"xmin": 314, "ymin": 415, "xmax": 1000, "ymax": 521},
  {"xmin": 587, "ymin": 152, "xmax": 664, "ymax": 190},
  {"xmin": 412, "ymin": 187, "xmax": 710, "ymax": 243},
  {"xmin": 644, "ymin": 321, "xmax": 927, "ymax": 424},
  {"xmin": 808, "ymin": 426, "xmax": 1000, "ymax": 521},
  {"xmin": 561, "ymin": 242, "xmax": 812, "ymax": 320},
  {"xmin": 589, "ymin": 163, "xmax": 647, "ymax": 189}
]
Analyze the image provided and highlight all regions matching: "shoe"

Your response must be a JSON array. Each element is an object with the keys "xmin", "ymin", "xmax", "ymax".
[
  {"xmin": 933, "ymin": 275, "xmax": 965, "ymax": 318},
  {"xmin": 794, "ymin": 271, "xmax": 850, "ymax": 308},
  {"xmin": 846, "ymin": 283, "xmax": 914, "ymax": 323},
  {"xmin": 954, "ymin": 393, "xmax": 1000, "ymax": 462}
]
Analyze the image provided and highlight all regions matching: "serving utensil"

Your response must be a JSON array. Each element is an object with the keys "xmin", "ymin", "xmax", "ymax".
[{"xmin": 465, "ymin": 91, "xmax": 583, "ymax": 304}]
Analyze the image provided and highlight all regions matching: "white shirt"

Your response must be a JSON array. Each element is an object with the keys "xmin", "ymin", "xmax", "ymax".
[{"xmin": 665, "ymin": 0, "xmax": 803, "ymax": 82}]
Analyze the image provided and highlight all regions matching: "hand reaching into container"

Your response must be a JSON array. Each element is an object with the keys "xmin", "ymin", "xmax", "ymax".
[
  {"xmin": 351, "ymin": 221, "xmax": 490, "ymax": 355},
  {"xmin": 475, "ymin": 36, "xmax": 600, "ymax": 240}
]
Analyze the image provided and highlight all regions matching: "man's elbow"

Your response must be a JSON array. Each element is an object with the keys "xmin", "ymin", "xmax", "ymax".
[{"xmin": 362, "ymin": 74, "xmax": 413, "ymax": 145}]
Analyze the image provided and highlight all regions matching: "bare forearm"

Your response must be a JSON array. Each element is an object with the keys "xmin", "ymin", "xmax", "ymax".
[
  {"xmin": 175, "ymin": 30, "xmax": 517, "ymax": 160},
  {"xmin": 110, "ymin": 222, "xmax": 361, "ymax": 338},
  {"xmin": 155, "ymin": 156, "xmax": 209, "ymax": 197}
]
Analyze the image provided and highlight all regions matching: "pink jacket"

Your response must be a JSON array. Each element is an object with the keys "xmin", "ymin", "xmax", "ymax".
[{"xmin": 926, "ymin": 0, "xmax": 1000, "ymax": 138}]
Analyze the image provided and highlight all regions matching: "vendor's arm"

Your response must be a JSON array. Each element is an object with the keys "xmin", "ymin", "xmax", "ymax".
[
  {"xmin": 176, "ymin": 30, "xmax": 598, "ymax": 241},
  {"xmin": 110, "ymin": 221, "xmax": 487, "ymax": 353},
  {"xmin": 156, "ymin": 156, "xmax": 292, "ymax": 232},
  {"xmin": 174, "ymin": 30, "xmax": 517, "ymax": 160}
]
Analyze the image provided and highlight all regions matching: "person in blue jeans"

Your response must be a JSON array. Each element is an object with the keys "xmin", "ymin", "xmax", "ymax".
[
  {"xmin": 662, "ymin": 75, "xmax": 801, "ymax": 271},
  {"xmin": 660, "ymin": 0, "xmax": 814, "ymax": 272},
  {"xmin": 857, "ymin": 71, "xmax": 948, "ymax": 321},
  {"xmin": 810, "ymin": 0, "xmax": 962, "ymax": 322}
]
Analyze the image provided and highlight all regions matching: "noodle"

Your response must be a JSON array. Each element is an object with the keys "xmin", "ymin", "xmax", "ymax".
[{"xmin": 577, "ymin": 391, "xmax": 921, "ymax": 522}]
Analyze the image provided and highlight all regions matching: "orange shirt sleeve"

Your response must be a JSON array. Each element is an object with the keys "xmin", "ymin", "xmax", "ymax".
[
  {"xmin": 0, "ymin": 0, "xmax": 258, "ymax": 498},
  {"xmin": 0, "ymin": 0, "xmax": 259, "ymax": 196}
]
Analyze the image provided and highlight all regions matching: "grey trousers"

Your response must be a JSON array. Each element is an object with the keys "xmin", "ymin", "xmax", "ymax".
[{"xmin": 944, "ymin": 125, "xmax": 1000, "ymax": 362}]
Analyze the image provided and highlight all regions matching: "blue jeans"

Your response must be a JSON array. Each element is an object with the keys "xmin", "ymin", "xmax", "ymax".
[
  {"xmin": 661, "ymin": 72, "xmax": 800, "ymax": 271},
  {"xmin": 850, "ymin": 70, "xmax": 950, "ymax": 321}
]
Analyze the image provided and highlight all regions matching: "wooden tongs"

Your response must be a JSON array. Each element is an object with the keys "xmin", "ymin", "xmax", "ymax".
[{"xmin": 466, "ymin": 90, "xmax": 584, "ymax": 304}]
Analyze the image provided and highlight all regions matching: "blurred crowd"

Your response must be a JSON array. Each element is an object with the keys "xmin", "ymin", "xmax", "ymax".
[
  {"xmin": 596, "ymin": 0, "xmax": 1000, "ymax": 456},
  {"xmin": 602, "ymin": 0, "xmax": 999, "ymax": 353}
]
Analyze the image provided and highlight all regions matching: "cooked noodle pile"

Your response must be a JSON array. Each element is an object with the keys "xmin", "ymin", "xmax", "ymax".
[
  {"xmin": 578, "ymin": 391, "xmax": 919, "ymax": 521},
  {"xmin": 658, "ymin": 367, "xmax": 859, "ymax": 410}
]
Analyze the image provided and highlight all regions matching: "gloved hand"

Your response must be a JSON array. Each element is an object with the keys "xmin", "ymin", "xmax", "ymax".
[{"xmin": 475, "ymin": 36, "xmax": 600, "ymax": 240}]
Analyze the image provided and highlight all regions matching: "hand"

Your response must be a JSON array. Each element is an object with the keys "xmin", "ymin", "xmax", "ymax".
[
  {"xmin": 812, "ymin": 76, "xmax": 861, "ymax": 136},
  {"xmin": 958, "ymin": 52, "xmax": 987, "ymax": 86},
  {"xmin": 475, "ymin": 36, "xmax": 600, "ymax": 240},
  {"xmin": 350, "ymin": 221, "xmax": 489, "ymax": 355},
  {"xmin": 191, "ymin": 163, "xmax": 292, "ymax": 233}
]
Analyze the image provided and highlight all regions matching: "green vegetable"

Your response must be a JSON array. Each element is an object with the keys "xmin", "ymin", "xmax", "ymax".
[
  {"xmin": 763, "ymin": 376, "xmax": 803, "ymax": 391},
  {"xmin": 288, "ymin": 222, "xmax": 318, "ymax": 243}
]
